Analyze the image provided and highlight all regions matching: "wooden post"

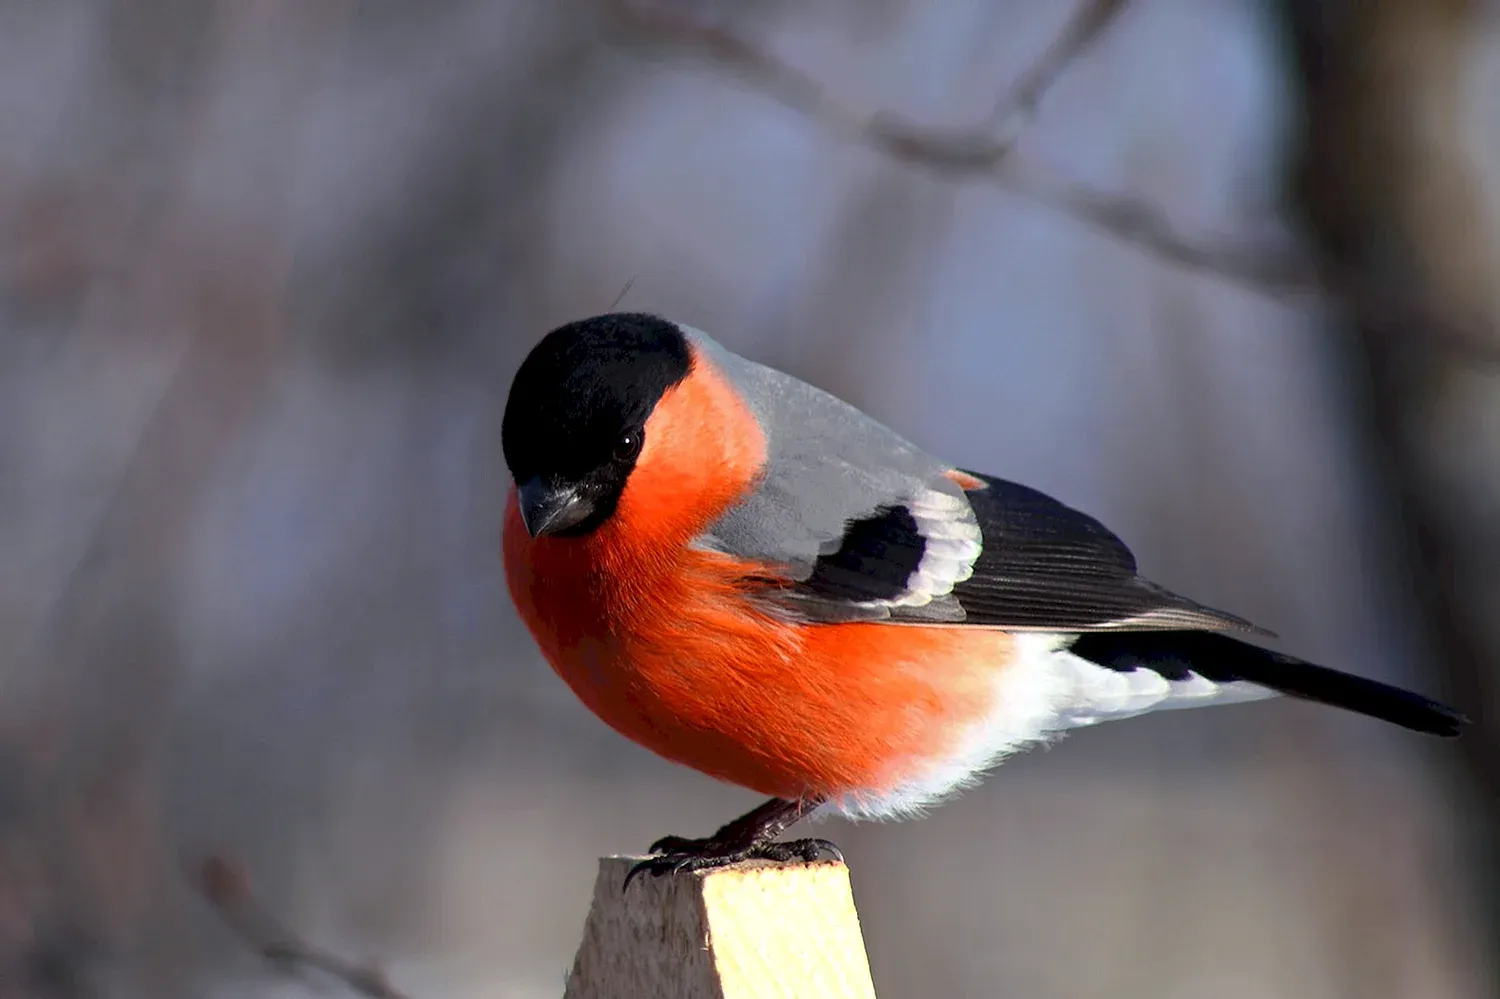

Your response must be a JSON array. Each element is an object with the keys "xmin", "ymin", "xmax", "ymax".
[{"xmin": 564, "ymin": 857, "xmax": 879, "ymax": 999}]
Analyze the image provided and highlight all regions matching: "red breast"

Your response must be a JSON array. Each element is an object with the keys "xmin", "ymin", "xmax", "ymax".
[{"xmin": 503, "ymin": 348, "xmax": 1010, "ymax": 801}]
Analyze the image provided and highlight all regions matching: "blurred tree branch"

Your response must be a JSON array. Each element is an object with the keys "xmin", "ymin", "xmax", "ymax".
[
  {"xmin": 604, "ymin": 0, "xmax": 1500, "ymax": 365},
  {"xmin": 195, "ymin": 856, "xmax": 415, "ymax": 999},
  {"xmin": 604, "ymin": 0, "xmax": 1305, "ymax": 280},
  {"xmin": 988, "ymin": 0, "xmax": 1131, "ymax": 132},
  {"xmin": 0, "ymin": 2, "xmax": 353, "ymax": 995}
]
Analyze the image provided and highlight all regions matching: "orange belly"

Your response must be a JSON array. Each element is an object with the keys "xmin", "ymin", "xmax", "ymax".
[{"xmin": 502, "ymin": 494, "xmax": 1012, "ymax": 802}]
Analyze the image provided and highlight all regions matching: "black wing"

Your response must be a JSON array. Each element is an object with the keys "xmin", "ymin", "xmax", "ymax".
[
  {"xmin": 757, "ymin": 471, "xmax": 1466, "ymax": 739},
  {"xmin": 774, "ymin": 470, "xmax": 1266, "ymax": 634},
  {"xmin": 944, "ymin": 471, "xmax": 1265, "ymax": 632}
]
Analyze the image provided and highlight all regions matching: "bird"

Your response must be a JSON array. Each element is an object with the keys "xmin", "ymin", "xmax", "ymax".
[{"xmin": 499, "ymin": 311, "xmax": 1465, "ymax": 885}]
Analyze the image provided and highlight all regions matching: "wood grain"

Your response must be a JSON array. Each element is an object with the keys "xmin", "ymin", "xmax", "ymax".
[{"xmin": 565, "ymin": 856, "xmax": 878, "ymax": 999}]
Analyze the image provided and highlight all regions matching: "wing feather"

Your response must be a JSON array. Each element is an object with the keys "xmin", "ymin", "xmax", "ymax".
[{"xmin": 681, "ymin": 325, "xmax": 1263, "ymax": 635}]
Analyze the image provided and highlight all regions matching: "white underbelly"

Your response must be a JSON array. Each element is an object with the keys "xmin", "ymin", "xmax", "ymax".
[{"xmin": 825, "ymin": 632, "xmax": 1276, "ymax": 821}]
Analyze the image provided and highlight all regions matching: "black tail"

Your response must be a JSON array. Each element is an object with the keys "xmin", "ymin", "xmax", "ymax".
[{"xmin": 1070, "ymin": 631, "xmax": 1466, "ymax": 737}]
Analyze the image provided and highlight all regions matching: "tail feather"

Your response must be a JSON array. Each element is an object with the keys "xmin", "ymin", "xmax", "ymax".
[{"xmin": 1069, "ymin": 631, "xmax": 1466, "ymax": 738}]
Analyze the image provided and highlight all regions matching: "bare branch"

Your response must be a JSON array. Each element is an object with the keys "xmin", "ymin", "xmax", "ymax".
[
  {"xmin": 609, "ymin": 2, "xmax": 911, "ymax": 155},
  {"xmin": 988, "ymin": 0, "xmax": 1131, "ymax": 131},
  {"xmin": 604, "ymin": 0, "xmax": 1500, "ymax": 364},
  {"xmin": 993, "ymin": 161, "xmax": 1320, "ymax": 290},
  {"xmin": 605, "ymin": 0, "xmax": 1309, "ymax": 272},
  {"xmin": 193, "ymin": 855, "xmax": 415, "ymax": 999}
]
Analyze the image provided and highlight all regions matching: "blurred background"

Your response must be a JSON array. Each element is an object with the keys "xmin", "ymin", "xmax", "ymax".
[{"xmin": 1, "ymin": 0, "xmax": 1496, "ymax": 996}]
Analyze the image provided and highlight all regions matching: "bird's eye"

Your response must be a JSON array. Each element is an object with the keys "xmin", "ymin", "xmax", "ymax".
[{"xmin": 614, "ymin": 430, "xmax": 643, "ymax": 461}]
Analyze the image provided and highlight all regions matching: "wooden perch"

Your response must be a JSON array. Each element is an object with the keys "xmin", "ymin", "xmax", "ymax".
[{"xmin": 565, "ymin": 856, "xmax": 878, "ymax": 999}]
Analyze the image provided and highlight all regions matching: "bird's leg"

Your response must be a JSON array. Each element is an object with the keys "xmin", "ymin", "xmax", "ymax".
[
  {"xmin": 647, "ymin": 796, "xmax": 825, "ymax": 857},
  {"xmin": 624, "ymin": 795, "xmax": 843, "ymax": 888}
]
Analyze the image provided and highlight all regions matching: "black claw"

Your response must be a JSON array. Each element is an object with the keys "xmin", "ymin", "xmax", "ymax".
[
  {"xmin": 754, "ymin": 838, "xmax": 844, "ymax": 865},
  {"xmin": 748, "ymin": 842, "xmax": 807, "ymax": 864},
  {"xmin": 625, "ymin": 797, "xmax": 839, "ymax": 892},
  {"xmin": 622, "ymin": 835, "xmax": 847, "ymax": 892},
  {"xmin": 623, "ymin": 851, "xmax": 732, "ymax": 891},
  {"xmin": 622, "ymin": 857, "xmax": 667, "ymax": 891},
  {"xmin": 798, "ymin": 838, "xmax": 845, "ymax": 863}
]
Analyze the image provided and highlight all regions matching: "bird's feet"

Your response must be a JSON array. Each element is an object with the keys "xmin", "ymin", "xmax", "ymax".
[
  {"xmin": 624, "ymin": 834, "xmax": 843, "ymax": 889},
  {"xmin": 622, "ymin": 796, "xmax": 841, "ymax": 890}
]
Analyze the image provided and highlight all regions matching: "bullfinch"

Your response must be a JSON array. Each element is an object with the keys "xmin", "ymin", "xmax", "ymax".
[{"xmin": 500, "ymin": 312, "xmax": 1464, "ymax": 883}]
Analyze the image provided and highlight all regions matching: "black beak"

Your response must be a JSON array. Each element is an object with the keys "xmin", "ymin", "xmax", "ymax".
[{"xmin": 516, "ymin": 477, "xmax": 594, "ymax": 537}]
